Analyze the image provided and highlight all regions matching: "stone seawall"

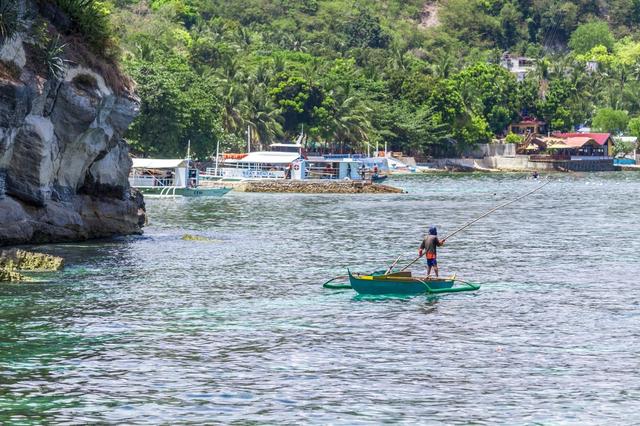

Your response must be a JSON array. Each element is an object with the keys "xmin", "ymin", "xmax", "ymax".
[
  {"xmin": 427, "ymin": 156, "xmax": 615, "ymax": 172},
  {"xmin": 202, "ymin": 180, "xmax": 404, "ymax": 194}
]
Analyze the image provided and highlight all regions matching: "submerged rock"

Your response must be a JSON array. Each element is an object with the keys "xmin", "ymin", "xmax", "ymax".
[
  {"xmin": 0, "ymin": 1, "xmax": 145, "ymax": 246},
  {"xmin": 0, "ymin": 249, "xmax": 64, "ymax": 271},
  {"xmin": 181, "ymin": 234, "xmax": 221, "ymax": 243},
  {"xmin": 0, "ymin": 249, "xmax": 64, "ymax": 281}
]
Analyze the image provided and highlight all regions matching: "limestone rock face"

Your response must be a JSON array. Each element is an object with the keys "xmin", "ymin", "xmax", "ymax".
[{"xmin": 0, "ymin": 1, "xmax": 145, "ymax": 245}]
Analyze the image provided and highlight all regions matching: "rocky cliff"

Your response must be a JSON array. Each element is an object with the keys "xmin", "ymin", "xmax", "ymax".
[{"xmin": 0, "ymin": 0, "xmax": 145, "ymax": 245}]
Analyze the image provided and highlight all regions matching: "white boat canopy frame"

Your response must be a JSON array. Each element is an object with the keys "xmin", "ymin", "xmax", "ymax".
[
  {"xmin": 132, "ymin": 158, "xmax": 188, "ymax": 169},
  {"xmin": 226, "ymin": 152, "xmax": 302, "ymax": 164}
]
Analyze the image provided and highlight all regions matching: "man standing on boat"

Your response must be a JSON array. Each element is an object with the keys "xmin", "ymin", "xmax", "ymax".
[{"xmin": 419, "ymin": 226, "xmax": 444, "ymax": 277}]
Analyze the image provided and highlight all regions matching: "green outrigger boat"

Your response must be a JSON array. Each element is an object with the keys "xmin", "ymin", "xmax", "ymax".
[{"xmin": 323, "ymin": 269, "xmax": 480, "ymax": 296}]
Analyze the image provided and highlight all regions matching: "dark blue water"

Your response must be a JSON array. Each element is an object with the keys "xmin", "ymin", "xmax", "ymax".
[{"xmin": 1, "ymin": 173, "xmax": 639, "ymax": 423}]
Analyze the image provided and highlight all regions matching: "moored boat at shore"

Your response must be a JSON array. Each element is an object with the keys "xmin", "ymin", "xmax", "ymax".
[{"xmin": 129, "ymin": 158, "xmax": 232, "ymax": 198}]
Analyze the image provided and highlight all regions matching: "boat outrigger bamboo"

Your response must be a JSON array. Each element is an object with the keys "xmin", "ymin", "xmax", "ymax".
[{"xmin": 323, "ymin": 178, "xmax": 551, "ymax": 296}]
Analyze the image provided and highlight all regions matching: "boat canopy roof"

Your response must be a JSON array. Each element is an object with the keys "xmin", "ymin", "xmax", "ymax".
[
  {"xmin": 226, "ymin": 151, "xmax": 301, "ymax": 164},
  {"xmin": 132, "ymin": 158, "xmax": 188, "ymax": 169},
  {"xmin": 270, "ymin": 143, "xmax": 303, "ymax": 148},
  {"xmin": 306, "ymin": 156, "xmax": 362, "ymax": 163}
]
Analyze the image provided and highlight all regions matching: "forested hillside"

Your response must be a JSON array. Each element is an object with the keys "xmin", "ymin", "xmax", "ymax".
[{"xmin": 101, "ymin": 0, "xmax": 640, "ymax": 157}]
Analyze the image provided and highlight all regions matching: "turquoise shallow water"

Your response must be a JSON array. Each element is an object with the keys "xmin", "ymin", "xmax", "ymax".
[{"xmin": 1, "ymin": 173, "xmax": 640, "ymax": 424}]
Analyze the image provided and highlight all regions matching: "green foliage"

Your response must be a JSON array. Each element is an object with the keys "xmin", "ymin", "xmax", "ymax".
[
  {"xmin": 270, "ymin": 72, "xmax": 324, "ymax": 132},
  {"xmin": 609, "ymin": 0, "xmax": 640, "ymax": 34},
  {"xmin": 44, "ymin": 35, "xmax": 67, "ymax": 80},
  {"xmin": 125, "ymin": 53, "xmax": 222, "ymax": 158},
  {"xmin": 592, "ymin": 108, "xmax": 629, "ymax": 134},
  {"xmin": 536, "ymin": 79, "xmax": 575, "ymax": 131},
  {"xmin": 627, "ymin": 116, "xmax": 640, "ymax": 138},
  {"xmin": 110, "ymin": 0, "xmax": 640, "ymax": 157},
  {"xmin": 0, "ymin": 0, "xmax": 20, "ymax": 40},
  {"xmin": 569, "ymin": 21, "xmax": 615, "ymax": 54},
  {"xmin": 505, "ymin": 132, "xmax": 524, "ymax": 143},
  {"xmin": 452, "ymin": 63, "xmax": 519, "ymax": 134},
  {"xmin": 52, "ymin": 0, "xmax": 116, "ymax": 57},
  {"xmin": 344, "ymin": 9, "xmax": 390, "ymax": 49},
  {"xmin": 612, "ymin": 138, "xmax": 636, "ymax": 157}
]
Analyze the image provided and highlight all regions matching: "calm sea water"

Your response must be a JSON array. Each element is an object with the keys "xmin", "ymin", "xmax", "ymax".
[{"xmin": 1, "ymin": 173, "xmax": 639, "ymax": 424}]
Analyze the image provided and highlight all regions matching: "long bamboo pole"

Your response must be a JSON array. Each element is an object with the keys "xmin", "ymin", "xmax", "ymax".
[{"xmin": 398, "ymin": 178, "xmax": 551, "ymax": 272}]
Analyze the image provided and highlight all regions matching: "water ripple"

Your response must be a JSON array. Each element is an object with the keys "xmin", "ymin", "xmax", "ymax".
[{"xmin": 1, "ymin": 173, "xmax": 639, "ymax": 423}]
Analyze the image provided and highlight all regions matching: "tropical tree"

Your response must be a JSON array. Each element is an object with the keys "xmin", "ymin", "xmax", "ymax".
[
  {"xmin": 569, "ymin": 21, "xmax": 615, "ymax": 54},
  {"xmin": 592, "ymin": 108, "xmax": 629, "ymax": 134},
  {"xmin": 453, "ymin": 63, "xmax": 519, "ymax": 135}
]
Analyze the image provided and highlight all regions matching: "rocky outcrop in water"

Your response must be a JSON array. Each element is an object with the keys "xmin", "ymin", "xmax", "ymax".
[
  {"xmin": 0, "ymin": 249, "xmax": 64, "ymax": 281},
  {"xmin": 0, "ymin": 1, "xmax": 145, "ymax": 245}
]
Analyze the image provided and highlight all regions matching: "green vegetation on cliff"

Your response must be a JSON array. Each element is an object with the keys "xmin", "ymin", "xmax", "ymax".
[{"xmin": 96, "ymin": 0, "xmax": 640, "ymax": 157}]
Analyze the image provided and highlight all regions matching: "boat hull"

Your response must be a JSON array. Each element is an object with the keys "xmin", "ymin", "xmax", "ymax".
[
  {"xmin": 348, "ymin": 271, "xmax": 478, "ymax": 295},
  {"xmin": 137, "ymin": 186, "xmax": 232, "ymax": 198},
  {"xmin": 371, "ymin": 175, "xmax": 388, "ymax": 183}
]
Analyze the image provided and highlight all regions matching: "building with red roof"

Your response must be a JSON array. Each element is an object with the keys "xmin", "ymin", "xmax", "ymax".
[{"xmin": 551, "ymin": 132, "xmax": 613, "ymax": 157}]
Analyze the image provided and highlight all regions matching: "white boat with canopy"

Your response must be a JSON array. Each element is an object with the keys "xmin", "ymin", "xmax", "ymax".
[{"xmin": 129, "ymin": 158, "xmax": 232, "ymax": 198}]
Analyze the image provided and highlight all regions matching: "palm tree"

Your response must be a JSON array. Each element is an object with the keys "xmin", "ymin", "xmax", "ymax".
[
  {"xmin": 253, "ymin": 62, "xmax": 273, "ymax": 87},
  {"xmin": 301, "ymin": 57, "xmax": 327, "ymax": 87},
  {"xmin": 218, "ymin": 81, "xmax": 246, "ymax": 136},
  {"xmin": 621, "ymin": 80, "xmax": 640, "ymax": 113},
  {"xmin": 236, "ymin": 27, "xmax": 252, "ymax": 49},
  {"xmin": 432, "ymin": 54, "xmax": 454, "ymax": 79},
  {"xmin": 215, "ymin": 56, "xmax": 243, "ymax": 83},
  {"xmin": 280, "ymin": 32, "xmax": 309, "ymax": 52},
  {"xmin": 244, "ymin": 88, "xmax": 283, "ymax": 147},
  {"xmin": 325, "ymin": 88, "xmax": 373, "ymax": 152},
  {"xmin": 387, "ymin": 46, "xmax": 410, "ymax": 73},
  {"xmin": 272, "ymin": 55, "xmax": 286, "ymax": 75}
]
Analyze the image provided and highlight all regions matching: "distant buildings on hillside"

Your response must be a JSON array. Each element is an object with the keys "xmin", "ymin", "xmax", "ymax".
[{"xmin": 500, "ymin": 53, "xmax": 535, "ymax": 82}]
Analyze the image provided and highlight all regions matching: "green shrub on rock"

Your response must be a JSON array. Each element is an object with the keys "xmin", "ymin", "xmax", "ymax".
[
  {"xmin": 45, "ymin": 0, "xmax": 117, "ymax": 58},
  {"xmin": 0, "ymin": 0, "xmax": 20, "ymax": 40}
]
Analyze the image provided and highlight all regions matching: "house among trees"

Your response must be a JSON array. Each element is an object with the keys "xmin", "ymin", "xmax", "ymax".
[
  {"xmin": 508, "ymin": 117, "xmax": 547, "ymax": 136},
  {"xmin": 500, "ymin": 53, "xmax": 535, "ymax": 82}
]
